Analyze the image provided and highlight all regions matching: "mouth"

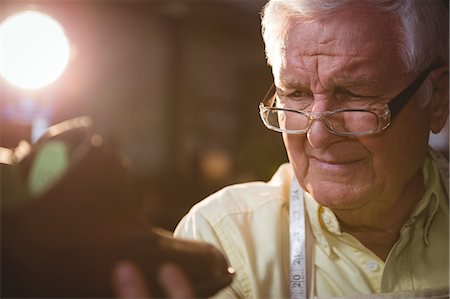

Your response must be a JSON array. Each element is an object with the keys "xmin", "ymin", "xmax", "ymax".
[{"xmin": 311, "ymin": 157, "xmax": 365, "ymax": 171}]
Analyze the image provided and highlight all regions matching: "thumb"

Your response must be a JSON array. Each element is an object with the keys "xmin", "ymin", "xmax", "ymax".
[{"xmin": 112, "ymin": 261, "xmax": 150, "ymax": 298}]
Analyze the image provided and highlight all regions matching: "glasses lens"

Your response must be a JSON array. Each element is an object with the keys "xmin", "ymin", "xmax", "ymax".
[
  {"xmin": 261, "ymin": 107, "xmax": 382, "ymax": 135},
  {"xmin": 263, "ymin": 108, "xmax": 309, "ymax": 132},
  {"xmin": 326, "ymin": 110, "xmax": 379, "ymax": 134}
]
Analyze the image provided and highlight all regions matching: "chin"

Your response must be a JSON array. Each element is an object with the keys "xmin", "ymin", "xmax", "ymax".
[
  {"xmin": 307, "ymin": 182, "xmax": 373, "ymax": 210},
  {"xmin": 316, "ymin": 197, "xmax": 369, "ymax": 211}
]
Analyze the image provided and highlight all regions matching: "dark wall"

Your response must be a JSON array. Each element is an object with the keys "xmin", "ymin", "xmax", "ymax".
[{"xmin": 0, "ymin": 1, "xmax": 288, "ymax": 230}]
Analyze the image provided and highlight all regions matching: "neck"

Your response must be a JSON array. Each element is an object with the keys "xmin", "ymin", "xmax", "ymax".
[{"xmin": 333, "ymin": 172, "xmax": 425, "ymax": 261}]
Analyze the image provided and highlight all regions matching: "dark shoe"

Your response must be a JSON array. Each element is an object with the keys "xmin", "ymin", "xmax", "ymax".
[{"xmin": 1, "ymin": 117, "xmax": 234, "ymax": 298}]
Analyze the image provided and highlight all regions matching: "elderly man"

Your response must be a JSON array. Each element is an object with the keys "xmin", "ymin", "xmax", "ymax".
[{"xmin": 174, "ymin": 0, "xmax": 449, "ymax": 298}]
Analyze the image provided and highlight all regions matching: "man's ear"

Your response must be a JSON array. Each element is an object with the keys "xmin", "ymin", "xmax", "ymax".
[{"xmin": 430, "ymin": 66, "xmax": 449, "ymax": 134}]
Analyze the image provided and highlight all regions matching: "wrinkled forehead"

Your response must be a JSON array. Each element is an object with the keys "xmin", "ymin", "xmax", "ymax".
[{"xmin": 271, "ymin": 5, "xmax": 401, "ymax": 81}]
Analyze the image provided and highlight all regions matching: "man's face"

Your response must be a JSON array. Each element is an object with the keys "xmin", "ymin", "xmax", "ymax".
[{"xmin": 273, "ymin": 6, "xmax": 433, "ymax": 210}]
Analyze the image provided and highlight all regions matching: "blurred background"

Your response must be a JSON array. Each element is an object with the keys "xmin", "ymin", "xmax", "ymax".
[
  {"xmin": 0, "ymin": 0, "xmax": 289, "ymax": 231},
  {"xmin": 1, "ymin": 0, "xmax": 448, "ymax": 231}
]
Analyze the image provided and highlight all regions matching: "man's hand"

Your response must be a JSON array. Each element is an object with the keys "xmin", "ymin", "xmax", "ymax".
[{"xmin": 113, "ymin": 261, "xmax": 195, "ymax": 298}]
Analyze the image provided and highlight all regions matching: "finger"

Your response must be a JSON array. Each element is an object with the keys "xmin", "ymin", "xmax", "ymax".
[
  {"xmin": 112, "ymin": 260, "xmax": 150, "ymax": 299},
  {"xmin": 158, "ymin": 262, "xmax": 195, "ymax": 299}
]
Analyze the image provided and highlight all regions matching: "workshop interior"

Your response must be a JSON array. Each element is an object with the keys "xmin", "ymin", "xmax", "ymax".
[{"xmin": 0, "ymin": 1, "xmax": 448, "ymax": 297}]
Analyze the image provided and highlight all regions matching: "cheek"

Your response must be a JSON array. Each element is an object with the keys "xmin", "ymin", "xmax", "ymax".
[
  {"xmin": 283, "ymin": 134, "xmax": 309, "ymax": 179},
  {"xmin": 360, "ymin": 140, "xmax": 387, "ymax": 184},
  {"xmin": 362, "ymin": 119, "xmax": 429, "ymax": 194},
  {"xmin": 392, "ymin": 135, "xmax": 427, "ymax": 167}
]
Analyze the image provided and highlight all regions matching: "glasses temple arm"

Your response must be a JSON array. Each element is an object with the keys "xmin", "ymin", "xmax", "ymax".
[
  {"xmin": 262, "ymin": 84, "xmax": 277, "ymax": 107},
  {"xmin": 388, "ymin": 64, "xmax": 438, "ymax": 119}
]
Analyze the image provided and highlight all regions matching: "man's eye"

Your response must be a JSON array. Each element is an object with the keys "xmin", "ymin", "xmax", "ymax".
[
  {"xmin": 289, "ymin": 90, "xmax": 313, "ymax": 99},
  {"xmin": 277, "ymin": 90, "xmax": 313, "ymax": 110},
  {"xmin": 335, "ymin": 90, "xmax": 378, "ymax": 108},
  {"xmin": 336, "ymin": 89, "xmax": 363, "ymax": 99}
]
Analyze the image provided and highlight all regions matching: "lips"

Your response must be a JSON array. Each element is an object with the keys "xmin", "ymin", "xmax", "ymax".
[{"xmin": 310, "ymin": 156, "xmax": 365, "ymax": 171}]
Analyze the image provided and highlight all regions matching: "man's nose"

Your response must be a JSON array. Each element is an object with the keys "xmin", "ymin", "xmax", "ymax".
[{"xmin": 306, "ymin": 103, "xmax": 341, "ymax": 149}]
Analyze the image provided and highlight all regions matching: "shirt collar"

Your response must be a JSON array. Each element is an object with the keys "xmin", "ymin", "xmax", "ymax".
[{"xmin": 304, "ymin": 192, "xmax": 334, "ymax": 256}]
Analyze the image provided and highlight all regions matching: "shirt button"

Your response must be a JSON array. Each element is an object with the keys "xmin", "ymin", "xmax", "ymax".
[
  {"xmin": 367, "ymin": 261, "xmax": 379, "ymax": 272},
  {"xmin": 318, "ymin": 238, "xmax": 328, "ymax": 247},
  {"xmin": 321, "ymin": 213, "xmax": 331, "ymax": 224}
]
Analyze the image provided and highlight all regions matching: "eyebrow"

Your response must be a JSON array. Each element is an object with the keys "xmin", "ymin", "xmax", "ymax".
[
  {"xmin": 279, "ymin": 74, "xmax": 379, "ymax": 90},
  {"xmin": 334, "ymin": 75, "xmax": 379, "ymax": 88}
]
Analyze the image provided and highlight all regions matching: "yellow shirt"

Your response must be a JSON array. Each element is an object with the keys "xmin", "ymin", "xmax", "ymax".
[{"xmin": 174, "ymin": 149, "xmax": 449, "ymax": 299}]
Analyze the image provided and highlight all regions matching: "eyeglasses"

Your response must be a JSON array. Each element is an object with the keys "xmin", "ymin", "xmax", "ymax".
[{"xmin": 259, "ymin": 64, "xmax": 436, "ymax": 136}]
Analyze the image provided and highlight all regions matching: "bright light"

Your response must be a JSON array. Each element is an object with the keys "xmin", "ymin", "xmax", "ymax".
[{"xmin": 0, "ymin": 11, "xmax": 70, "ymax": 90}]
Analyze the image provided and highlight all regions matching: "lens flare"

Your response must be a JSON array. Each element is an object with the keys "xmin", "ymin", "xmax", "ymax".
[{"xmin": 0, "ymin": 11, "xmax": 70, "ymax": 90}]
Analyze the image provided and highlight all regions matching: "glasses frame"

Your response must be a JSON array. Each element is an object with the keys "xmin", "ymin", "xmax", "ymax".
[
  {"xmin": 259, "ymin": 64, "xmax": 437, "ymax": 136},
  {"xmin": 259, "ymin": 105, "xmax": 390, "ymax": 136}
]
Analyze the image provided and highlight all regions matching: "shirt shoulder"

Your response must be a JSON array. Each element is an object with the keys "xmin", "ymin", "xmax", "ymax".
[
  {"xmin": 181, "ymin": 162, "xmax": 292, "ymax": 226},
  {"xmin": 174, "ymin": 163, "xmax": 293, "ymax": 299}
]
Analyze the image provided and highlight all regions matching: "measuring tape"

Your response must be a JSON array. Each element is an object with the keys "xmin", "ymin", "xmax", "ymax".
[{"xmin": 289, "ymin": 177, "xmax": 308, "ymax": 299}]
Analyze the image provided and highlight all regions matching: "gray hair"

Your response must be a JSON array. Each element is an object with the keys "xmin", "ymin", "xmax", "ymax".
[{"xmin": 261, "ymin": 0, "xmax": 449, "ymax": 74}]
